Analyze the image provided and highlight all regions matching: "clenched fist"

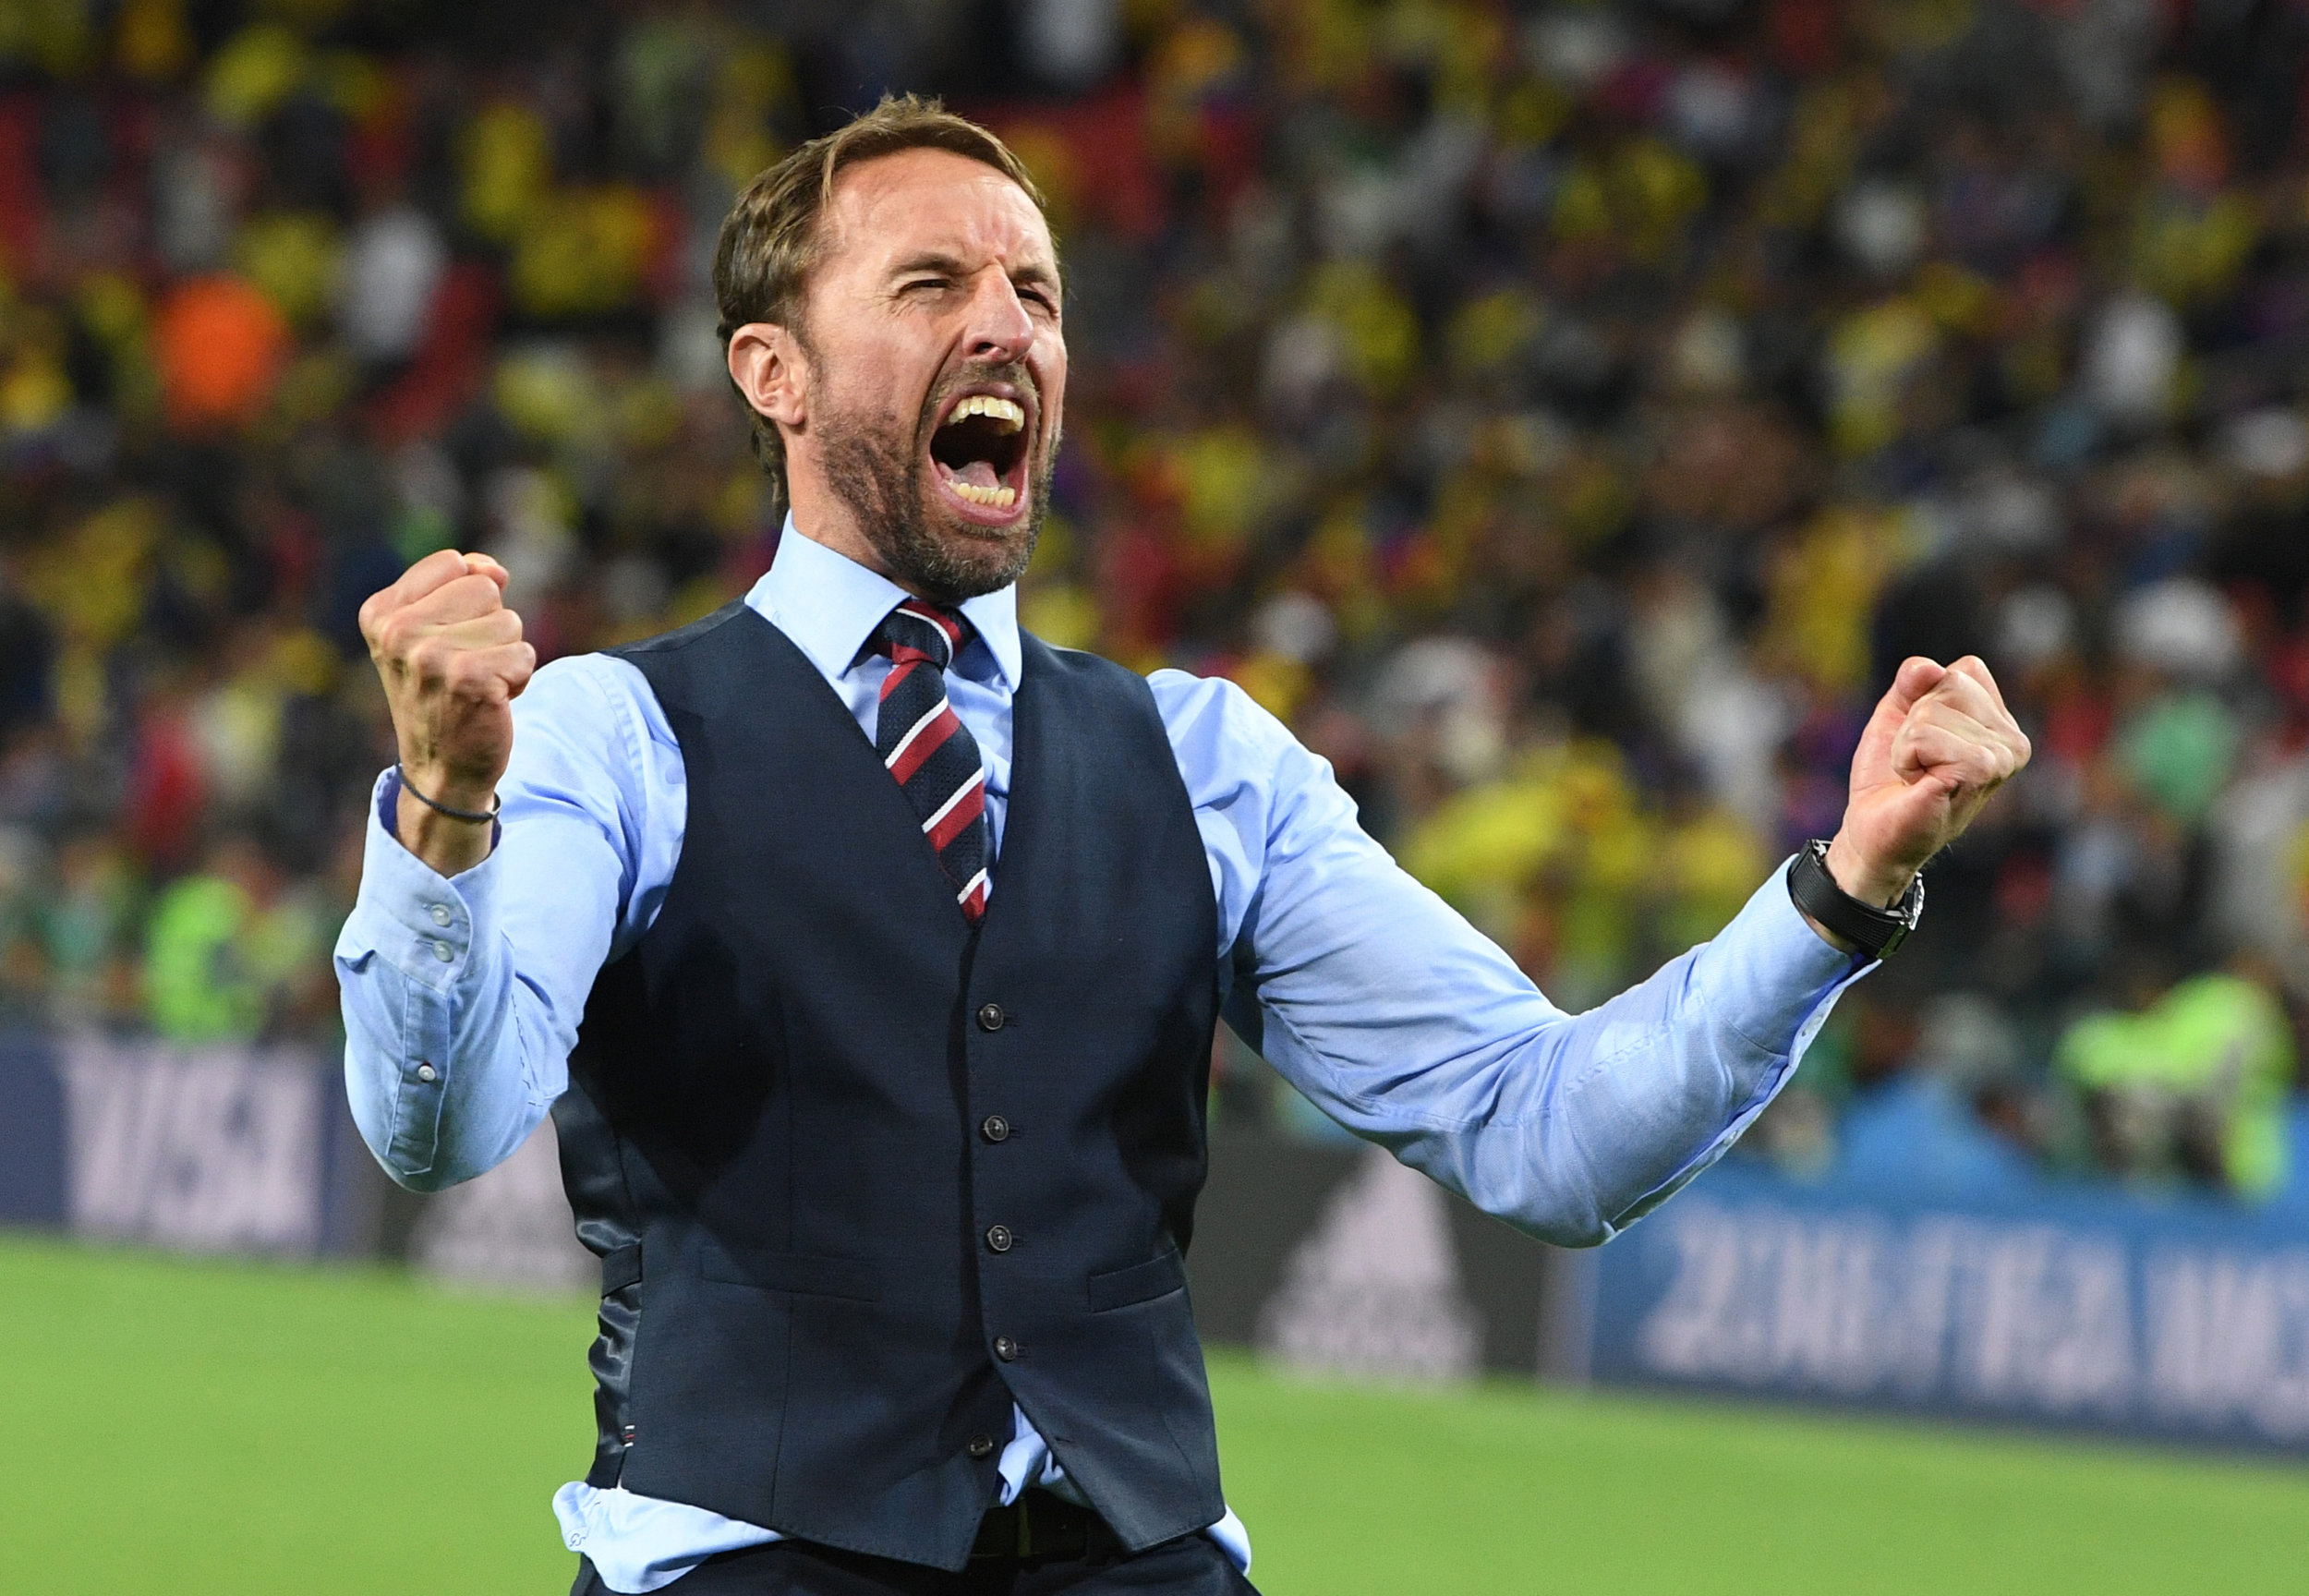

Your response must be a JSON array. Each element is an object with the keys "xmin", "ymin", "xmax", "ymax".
[
  {"xmin": 359, "ymin": 549, "xmax": 536, "ymax": 876},
  {"xmin": 1821, "ymin": 655, "xmax": 2032, "ymax": 927}
]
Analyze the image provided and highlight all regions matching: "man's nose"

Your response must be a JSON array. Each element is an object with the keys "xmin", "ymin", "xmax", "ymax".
[{"xmin": 961, "ymin": 271, "xmax": 1035, "ymax": 363}]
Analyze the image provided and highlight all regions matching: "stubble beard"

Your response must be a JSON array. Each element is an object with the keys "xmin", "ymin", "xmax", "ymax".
[{"xmin": 814, "ymin": 366, "xmax": 1055, "ymax": 607}]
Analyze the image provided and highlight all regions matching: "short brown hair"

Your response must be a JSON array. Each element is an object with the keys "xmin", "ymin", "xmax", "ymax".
[{"xmin": 713, "ymin": 94, "xmax": 1048, "ymax": 514}]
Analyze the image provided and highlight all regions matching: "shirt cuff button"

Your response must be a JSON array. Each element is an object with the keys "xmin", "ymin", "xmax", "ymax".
[{"xmin": 432, "ymin": 939, "xmax": 454, "ymax": 962}]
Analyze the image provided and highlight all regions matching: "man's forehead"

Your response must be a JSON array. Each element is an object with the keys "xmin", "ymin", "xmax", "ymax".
[{"xmin": 822, "ymin": 147, "xmax": 1055, "ymax": 272}]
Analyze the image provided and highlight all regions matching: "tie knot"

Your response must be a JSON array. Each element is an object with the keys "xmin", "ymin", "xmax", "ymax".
[{"xmin": 874, "ymin": 599, "xmax": 971, "ymax": 672}]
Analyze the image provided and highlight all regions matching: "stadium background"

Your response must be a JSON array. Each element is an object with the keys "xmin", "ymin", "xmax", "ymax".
[{"xmin": 6, "ymin": 0, "xmax": 2309, "ymax": 1589}]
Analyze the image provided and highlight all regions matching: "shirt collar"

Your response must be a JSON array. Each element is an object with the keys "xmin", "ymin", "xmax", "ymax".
[{"xmin": 744, "ymin": 514, "xmax": 1022, "ymax": 689}]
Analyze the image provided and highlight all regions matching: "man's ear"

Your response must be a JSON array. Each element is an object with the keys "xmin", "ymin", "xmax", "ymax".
[{"xmin": 727, "ymin": 321, "xmax": 808, "ymax": 433}]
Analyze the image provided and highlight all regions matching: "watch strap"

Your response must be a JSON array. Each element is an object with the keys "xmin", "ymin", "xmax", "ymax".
[{"xmin": 1787, "ymin": 840, "xmax": 1923, "ymax": 959}]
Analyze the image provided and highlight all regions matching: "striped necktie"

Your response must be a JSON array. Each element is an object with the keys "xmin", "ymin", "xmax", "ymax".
[{"xmin": 870, "ymin": 599, "xmax": 991, "ymax": 923}]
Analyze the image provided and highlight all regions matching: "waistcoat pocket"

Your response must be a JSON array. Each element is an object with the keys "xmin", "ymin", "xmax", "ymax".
[{"xmin": 1087, "ymin": 1247, "xmax": 1188, "ymax": 1312}]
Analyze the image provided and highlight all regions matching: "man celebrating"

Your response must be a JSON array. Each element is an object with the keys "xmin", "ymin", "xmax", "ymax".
[{"xmin": 338, "ymin": 98, "xmax": 2029, "ymax": 1596}]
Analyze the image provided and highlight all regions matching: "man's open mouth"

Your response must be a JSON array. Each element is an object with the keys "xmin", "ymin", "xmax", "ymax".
[{"xmin": 928, "ymin": 392, "xmax": 1032, "ymax": 519}]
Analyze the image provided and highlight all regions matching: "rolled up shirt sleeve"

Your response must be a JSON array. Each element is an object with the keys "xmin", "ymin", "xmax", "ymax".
[
  {"xmin": 333, "ymin": 654, "xmax": 683, "ymax": 1191},
  {"xmin": 1153, "ymin": 670, "xmax": 1869, "ymax": 1248}
]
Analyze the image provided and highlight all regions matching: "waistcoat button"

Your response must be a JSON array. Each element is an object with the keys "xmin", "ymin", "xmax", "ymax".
[
  {"xmin": 985, "ymin": 1224, "xmax": 1013, "ymax": 1253},
  {"xmin": 981, "ymin": 1115, "xmax": 1009, "ymax": 1143},
  {"xmin": 993, "ymin": 1335, "xmax": 1019, "ymax": 1361},
  {"xmin": 968, "ymin": 1434, "xmax": 996, "ymax": 1459},
  {"xmin": 976, "ymin": 1002, "xmax": 1005, "ymax": 1032}
]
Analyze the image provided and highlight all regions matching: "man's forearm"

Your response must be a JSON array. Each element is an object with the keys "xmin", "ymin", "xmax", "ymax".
[
  {"xmin": 1523, "ymin": 863, "xmax": 1865, "ymax": 1238},
  {"xmin": 1244, "ymin": 859, "xmax": 1865, "ymax": 1248},
  {"xmin": 335, "ymin": 774, "xmax": 565, "ymax": 1190}
]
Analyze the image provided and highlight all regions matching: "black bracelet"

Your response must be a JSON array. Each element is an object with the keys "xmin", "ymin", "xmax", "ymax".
[{"xmin": 395, "ymin": 764, "xmax": 501, "ymax": 825}]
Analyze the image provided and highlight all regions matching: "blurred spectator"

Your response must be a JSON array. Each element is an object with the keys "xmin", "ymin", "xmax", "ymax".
[
  {"xmin": 144, "ymin": 828, "xmax": 330, "ymax": 1045},
  {"xmin": 2056, "ymin": 965, "xmax": 2296, "ymax": 1200},
  {"xmin": 36, "ymin": 830, "xmax": 142, "ymax": 1031},
  {"xmin": 1830, "ymin": 991, "xmax": 2044, "ymax": 1198}
]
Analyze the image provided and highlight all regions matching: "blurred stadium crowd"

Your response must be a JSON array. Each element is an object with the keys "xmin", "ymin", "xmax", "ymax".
[{"xmin": 3, "ymin": 0, "xmax": 2309, "ymax": 1203}]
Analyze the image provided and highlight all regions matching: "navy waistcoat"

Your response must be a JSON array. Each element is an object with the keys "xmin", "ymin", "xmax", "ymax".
[{"xmin": 554, "ymin": 602, "xmax": 1226, "ymax": 1571}]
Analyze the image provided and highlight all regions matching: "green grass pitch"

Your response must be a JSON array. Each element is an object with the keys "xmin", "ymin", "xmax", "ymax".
[{"xmin": 6, "ymin": 1232, "xmax": 2305, "ymax": 1594}]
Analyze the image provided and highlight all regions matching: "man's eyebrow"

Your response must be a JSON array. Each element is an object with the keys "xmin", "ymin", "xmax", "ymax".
[
  {"xmin": 886, "ymin": 251, "xmax": 1061, "ymax": 293},
  {"xmin": 889, "ymin": 251, "xmax": 967, "ymax": 278}
]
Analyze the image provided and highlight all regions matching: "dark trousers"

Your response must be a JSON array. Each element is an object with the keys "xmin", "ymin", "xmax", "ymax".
[{"xmin": 572, "ymin": 1531, "xmax": 1260, "ymax": 1596}]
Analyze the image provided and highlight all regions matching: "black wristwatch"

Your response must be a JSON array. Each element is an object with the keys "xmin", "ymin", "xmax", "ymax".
[{"xmin": 1786, "ymin": 839, "xmax": 1924, "ymax": 960}]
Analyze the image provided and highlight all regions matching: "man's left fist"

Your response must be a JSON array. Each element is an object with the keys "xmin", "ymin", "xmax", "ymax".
[{"xmin": 1824, "ymin": 655, "xmax": 2032, "ymax": 909}]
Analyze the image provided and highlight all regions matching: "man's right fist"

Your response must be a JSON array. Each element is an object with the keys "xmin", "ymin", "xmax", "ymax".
[{"xmin": 358, "ymin": 549, "xmax": 535, "ymax": 872}]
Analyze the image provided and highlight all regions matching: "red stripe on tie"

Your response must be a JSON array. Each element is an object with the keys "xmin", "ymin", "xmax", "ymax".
[
  {"xmin": 896, "ymin": 601, "xmax": 964, "ymax": 651},
  {"xmin": 959, "ymin": 872, "xmax": 989, "ymax": 922},
  {"xmin": 879, "ymin": 658, "xmax": 925, "ymax": 701},
  {"xmin": 925, "ymin": 772, "xmax": 985, "ymax": 852},
  {"xmin": 888, "ymin": 704, "xmax": 960, "ymax": 785}
]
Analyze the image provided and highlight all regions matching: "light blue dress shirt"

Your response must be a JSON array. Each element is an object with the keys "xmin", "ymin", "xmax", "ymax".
[{"xmin": 335, "ymin": 522, "xmax": 1870, "ymax": 1592}]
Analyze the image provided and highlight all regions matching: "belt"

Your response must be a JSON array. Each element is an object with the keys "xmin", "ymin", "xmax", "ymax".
[{"xmin": 969, "ymin": 1490, "xmax": 1124, "ymax": 1563}]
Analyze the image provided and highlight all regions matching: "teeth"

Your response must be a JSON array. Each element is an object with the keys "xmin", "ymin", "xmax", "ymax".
[
  {"xmin": 949, "ymin": 395, "xmax": 1025, "ymax": 433},
  {"xmin": 950, "ymin": 481, "xmax": 1018, "ymax": 508}
]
